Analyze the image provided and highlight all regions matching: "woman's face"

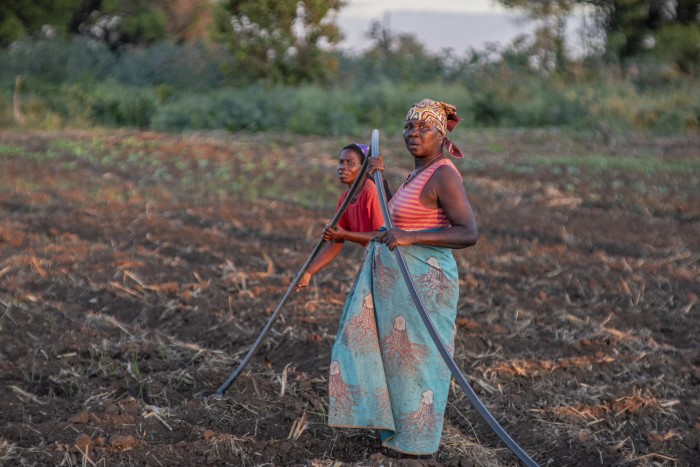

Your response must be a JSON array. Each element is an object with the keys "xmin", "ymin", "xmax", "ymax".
[
  {"xmin": 403, "ymin": 119, "xmax": 443, "ymax": 158},
  {"xmin": 337, "ymin": 149, "xmax": 363, "ymax": 185}
]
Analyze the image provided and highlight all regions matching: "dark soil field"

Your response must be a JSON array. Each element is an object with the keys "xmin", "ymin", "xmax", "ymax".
[{"xmin": 1, "ymin": 128, "xmax": 698, "ymax": 466}]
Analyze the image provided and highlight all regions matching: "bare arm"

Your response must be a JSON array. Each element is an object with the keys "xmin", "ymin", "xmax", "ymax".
[
  {"xmin": 295, "ymin": 241, "xmax": 344, "ymax": 291},
  {"xmin": 378, "ymin": 165, "xmax": 478, "ymax": 250},
  {"xmin": 324, "ymin": 225, "xmax": 378, "ymax": 245}
]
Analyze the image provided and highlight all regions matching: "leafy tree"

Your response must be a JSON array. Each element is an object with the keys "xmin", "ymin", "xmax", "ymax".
[
  {"xmin": 0, "ymin": 0, "xmax": 210, "ymax": 48},
  {"xmin": 358, "ymin": 20, "xmax": 447, "ymax": 83},
  {"xmin": 0, "ymin": 0, "xmax": 84, "ymax": 46},
  {"xmin": 211, "ymin": 0, "xmax": 346, "ymax": 84},
  {"xmin": 648, "ymin": 22, "xmax": 700, "ymax": 74},
  {"xmin": 497, "ymin": 0, "xmax": 700, "ymax": 73},
  {"xmin": 77, "ymin": 0, "xmax": 212, "ymax": 46},
  {"xmin": 497, "ymin": 0, "xmax": 580, "ymax": 72},
  {"xmin": 158, "ymin": 0, "xmax": 212, "ymax": 42},
  {"xmin": 600, "ymin": 0, "xmax": 700, "ymax": 63},
  {"xmin": 74, "ymin": 1, "xmax": 167, "ymax": 49}
]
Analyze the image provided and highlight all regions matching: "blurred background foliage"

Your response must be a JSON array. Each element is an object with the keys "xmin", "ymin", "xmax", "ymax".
[{"xmin": 0, "ymin": 0, "xmax": 698, "ymax": 135}]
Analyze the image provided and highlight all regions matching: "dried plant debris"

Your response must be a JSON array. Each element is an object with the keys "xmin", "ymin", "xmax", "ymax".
[{"xmin": 0, "ymin": 129, "xmax": 698, "ymax": 466}]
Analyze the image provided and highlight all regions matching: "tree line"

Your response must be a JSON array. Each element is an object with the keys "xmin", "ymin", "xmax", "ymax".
[
  {"xmin": 1, "ymin": 0, "xmax": 699, "ymax": 82},
  {"xmin": 1, "ymin": 1, "xmax": 697, "ymax": 134}
]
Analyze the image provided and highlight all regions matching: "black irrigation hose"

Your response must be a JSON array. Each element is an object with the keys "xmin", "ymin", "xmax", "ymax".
[
  {"xmin": 215, "ymin": 151, "xmax": 372, "ymax": 397},
  {"xmin": 369, "ymin": 129, "xmax": 539, "ymax": 467}
]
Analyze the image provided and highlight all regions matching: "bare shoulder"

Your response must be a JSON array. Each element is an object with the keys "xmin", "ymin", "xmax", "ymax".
[
  {"xmin": 436, "ymin": 161, "xmax": 461, "ymax": 175},
  {"xmin": 432, "ymin": 163, "xmax": 463, "ymax": 187}
]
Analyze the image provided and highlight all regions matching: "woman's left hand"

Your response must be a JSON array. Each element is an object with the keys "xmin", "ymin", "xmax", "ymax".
[
  {"xmin": 367, "ymin": 156, "xmax": 384, "ymax": 174},
  {"xmin": 376, "ymin": 228, "xmax": 413, "ymax": 250}
]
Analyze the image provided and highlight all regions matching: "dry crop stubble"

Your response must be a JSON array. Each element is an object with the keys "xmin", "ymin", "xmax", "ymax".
[{"xmin": 0, "ymin": 129, "xmax": 698, "ymax": 465}]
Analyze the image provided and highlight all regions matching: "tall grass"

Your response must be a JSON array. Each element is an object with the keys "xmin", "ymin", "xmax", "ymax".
[{"xmin": 1, "ymin": 38, "xmax": 698, "ymax": 135}]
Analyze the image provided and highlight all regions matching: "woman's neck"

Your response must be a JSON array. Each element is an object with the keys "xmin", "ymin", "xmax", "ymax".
[{"xmin": 414, "ymin": 152, "xmax": 443, "ymax": 169}]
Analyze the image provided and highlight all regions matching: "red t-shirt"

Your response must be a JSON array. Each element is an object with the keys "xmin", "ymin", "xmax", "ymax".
[{"xmin": 337, "ymin": 179, "xmax": 385, "ymax": 246}]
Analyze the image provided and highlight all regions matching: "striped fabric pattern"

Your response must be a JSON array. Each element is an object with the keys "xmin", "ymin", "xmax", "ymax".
[{"xmin": 388, "ymin": 159, "xmax": 461, "ymax": 230}]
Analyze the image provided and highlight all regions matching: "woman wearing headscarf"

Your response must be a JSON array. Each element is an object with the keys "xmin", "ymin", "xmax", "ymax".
[{"xmin": 328, "ymin": 99, "xmax": 478, "ymax": 456}]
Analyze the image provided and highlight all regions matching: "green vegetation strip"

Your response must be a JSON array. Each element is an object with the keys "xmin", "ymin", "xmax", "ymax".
[
  {"xmin": 0, "ymin": 144, "xmax": 28, "ymax": 157},
  {"xmin": 38, "ymin": 137, "xmax": 339, "ymax": 208},
  {"xmin": 519, "ymin": 154, "xmax": 700, "ymax": 174}
]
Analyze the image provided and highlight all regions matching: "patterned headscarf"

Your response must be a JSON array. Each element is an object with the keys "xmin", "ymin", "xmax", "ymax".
[{"xmin": 405, "ymin": 99, "xmax": 464, "ymax": 158}]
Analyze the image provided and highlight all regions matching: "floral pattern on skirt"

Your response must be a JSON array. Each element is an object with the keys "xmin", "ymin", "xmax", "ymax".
[{"xmin": 328, "ymin": 237, "xmax": 459, "ymax": 455}]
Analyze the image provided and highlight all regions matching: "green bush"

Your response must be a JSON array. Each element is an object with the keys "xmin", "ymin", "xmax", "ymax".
[
  {"xmin": 109, "ymin": 41, "xmax": 234, "ymax": 89},
  {"xmin": 0, "ymin": 38, "xmax": 233, "ymax": 90},
  {"xmin": 633, "ymin": 92, "xmax": 700, "ymax": 134},
  {"xmin": 286, "ymin": 86, "xmax": 361, "ymax": 136},
  {"xmin": 90, "ymin": 84, "xmax": 156, "ymax": 128},
  {"xmin": 1, "ymin": 39, "xmax": 698, "ymax": 135},
  {"xmin": 0, "ymin": 38, "xmax": 115, "ymax": 84},
  {"xmin": 152, "ymin": 86, "xmax": 294, "ymax": 132}
]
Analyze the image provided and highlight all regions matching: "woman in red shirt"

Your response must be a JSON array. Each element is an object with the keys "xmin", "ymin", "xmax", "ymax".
[{"xmin": 296, "ymin": 143, "xmax": 386, "ymax": 291}]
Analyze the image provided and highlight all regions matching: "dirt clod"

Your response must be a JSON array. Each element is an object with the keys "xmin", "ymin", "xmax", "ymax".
[
  {"xmin": 109, "ymin": 434, "xmax": 137, "ymax": 451},
  {"xmin": 69, "ymin": 411, "xmax": 91, "ymax": 424},
  {"xmin": 73, "ymin": 433, "xmax": 92, "ymax": 452}
]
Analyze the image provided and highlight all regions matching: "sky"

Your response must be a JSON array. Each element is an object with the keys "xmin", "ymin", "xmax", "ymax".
[
  {"xmin": 341, "ymin": 0, "xmax": 509, "ymax": 17},
  {"xmin": 335, "ymin": 0, "xmax": 590, "ymax": 56}
]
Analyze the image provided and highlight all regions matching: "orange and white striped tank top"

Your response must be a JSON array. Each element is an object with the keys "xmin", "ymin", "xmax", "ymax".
[{"xmin": 389, "ymin": 158, "xmax": 461, "ymax": 230}]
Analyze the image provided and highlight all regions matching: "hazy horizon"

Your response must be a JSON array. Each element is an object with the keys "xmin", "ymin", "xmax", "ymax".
[{"xmin": 336, "ymin": 8, "xmax": 593, "ymax": 57}]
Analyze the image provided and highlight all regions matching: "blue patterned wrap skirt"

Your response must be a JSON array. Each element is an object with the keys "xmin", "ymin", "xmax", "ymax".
[{"xmin": 328, "ymin": 236, "xmax": 459, "ymax": 455}]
